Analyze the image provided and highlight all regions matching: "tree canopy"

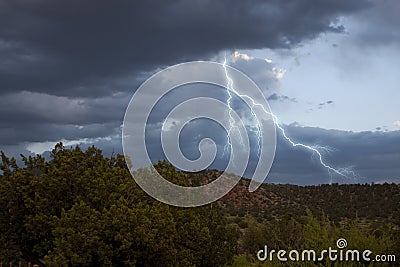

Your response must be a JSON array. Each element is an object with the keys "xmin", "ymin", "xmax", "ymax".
[
  {"xmin": 1, "ymin": 144, "xmax": 398, "ymax": 266},
  {"xmin": 0, "ymin": 144, "xmax": 238, "ymax": 266}
]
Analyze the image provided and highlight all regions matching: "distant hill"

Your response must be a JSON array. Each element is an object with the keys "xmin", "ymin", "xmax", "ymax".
[{"xmin": 186, "ymin": 170, "xmax": 400, "ymax": 226}]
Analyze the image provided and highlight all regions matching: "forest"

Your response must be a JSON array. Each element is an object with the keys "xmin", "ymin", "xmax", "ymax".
[{"xmin": 1, "ymin": 144, "xmax": 399, "ymax": 266}]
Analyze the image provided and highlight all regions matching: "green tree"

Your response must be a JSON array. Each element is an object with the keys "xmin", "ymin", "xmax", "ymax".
[{"xmin": 0, "ymin": 144, "xmax": 238, "ymax": 266}]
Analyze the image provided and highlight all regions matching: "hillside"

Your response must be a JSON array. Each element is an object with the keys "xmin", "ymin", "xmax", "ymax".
[
  {"xmin": 187, "ymin": 169, "xmax": 400, "ymax": 225},
  {"xmin": 1, "ymin": 145, "xmax": 399, "ymax": 266}
]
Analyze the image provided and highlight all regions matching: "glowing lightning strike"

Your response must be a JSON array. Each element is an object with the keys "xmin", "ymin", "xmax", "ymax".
[
  {"xmin": 223, "ymin": 58, "xmax": 263, "ymax": 159},
  {"xmin": 222, "ymin": 56, "xmax": 358, "ymax": 184},
  {"xmin": 223, "ymin": 62, "xmax": 244, "ymax": 157}
]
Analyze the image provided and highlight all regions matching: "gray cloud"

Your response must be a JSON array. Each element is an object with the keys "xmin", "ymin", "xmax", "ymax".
[
  {"xmin": 3, "ymin": 116, "xmax": 399, "ymax": 185},
  {"xmin": 0, "ymin": 122, "xmax": 121, "ymax": 146},
  {"xmin": 317, "ymin": 100, "xmax": 334, "ymax": 109},
  {"xmin": 0, "ymin": 91, "xmax": 130, "ymax": 126},
  {"xmin": 121, "ymin": 100, "xmax": 400, "ymax": 185},
  {"xmin": 267, "ymin": 93, "xmax": 297, "ymax": 102},
  {"xmin": 0, "ymin": 0, "xmax": 370, "ymax": 98},
  {"xmin": 3, "ymin": 0, "xmax": 397, "ymax": 186},
  {"xmin": 347, "ymin": 0, "xmax": 400, "ymax": 47},
  {"xmin": 268, "ymin": 126, "xmax": 400, "ymax": 184},
  {"xmin": 0, "ymin": 0, "xmax": 370, "ymax": 149},
  {"xmin": 0, "ymin": 90, "xmax": 128, "ymax": 146}
]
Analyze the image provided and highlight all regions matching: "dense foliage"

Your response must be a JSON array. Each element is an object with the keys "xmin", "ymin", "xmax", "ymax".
[
  {"xmin": 0, "ymin": 144, "xmax": 238, "ymax": 266},
  {"xmin": 0, "ymin": 144, "xmax": 399, "ymax": 266}
]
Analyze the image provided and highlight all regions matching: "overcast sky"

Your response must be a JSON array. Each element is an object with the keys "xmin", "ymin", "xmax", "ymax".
[{"xmin": 1, "ymin": 0, "xmax": 399, "ymax": 185}]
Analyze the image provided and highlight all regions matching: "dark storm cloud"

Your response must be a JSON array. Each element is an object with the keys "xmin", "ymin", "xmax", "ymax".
[
  {"xmin": 0, "ymin": 0, "xmax": 371, "ymax": 97},
  {"xmin": 348, "ymin": 0, "xmax": 400, "ymax": 46},
  {"xmin": 127, "ymin": 120, "xmax": 400, "ymax": 185},
  {"xmin": 0, "ymin": 122, "xmax": 120, "ymax": 146},
  {"xmin": 0, "ymin": 91, "xmax": 130, "ymax": 126},
  {"xmin": 267, "ymin": 125, "xmax": 400, "ymax": 184},
  {"xmin": 4, "ymin": 0, "xmax": 396, "ymax": 186},
  {"xmin": 0, "ymin": 90, "xmax": 129, "ymax": 146},
  {"xmin": 3, "ymin": 117, "xmax": 399, "ymax": 185}
]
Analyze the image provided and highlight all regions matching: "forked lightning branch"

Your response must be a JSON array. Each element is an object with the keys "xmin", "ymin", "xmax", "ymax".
[{"xmin": 222, "ymin": 56, "xmax": 358, "ymax": 184}]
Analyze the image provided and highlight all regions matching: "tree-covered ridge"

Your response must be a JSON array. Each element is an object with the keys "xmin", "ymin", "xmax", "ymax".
[
  {"xmin": 0, "ymin": 144, "xmax": 399, "ymax": 266},
  {"xmin": 214, "ymin": 176, "xmax": 400, "ymax": 224},
  {"xmin": 184, "ymin": 169, "xmax": 400, "ymax": 226}
]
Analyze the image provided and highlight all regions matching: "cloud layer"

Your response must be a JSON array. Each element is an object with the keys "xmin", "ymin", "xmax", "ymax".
[
  {"xmin": 1, "ymin": 0, "xmax": 398, "ymax": 185},
  {"xmin": 0, "ymin": 0, "xmax": 370, "ymax": 97}
]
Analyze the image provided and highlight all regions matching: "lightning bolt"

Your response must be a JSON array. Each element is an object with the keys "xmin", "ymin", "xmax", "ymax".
[
  {"xmin": 222, "ymin": 63, "xmax": 245, "ymax": 158},
  {"xmin": 222, "ymin": 55, "xmax": 358, "ymax": 184}
]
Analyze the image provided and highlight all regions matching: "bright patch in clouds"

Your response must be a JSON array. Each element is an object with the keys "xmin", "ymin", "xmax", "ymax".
[
  {"xmin": 272, "ymin": 67, "xmax": 286, "ymax": 80},
  {"xmin": 232, "ymin": 50, "xmax": 273, "ymax": 64},
  {"xmin": 26, "ymin": 136, "xmax": 114, "ymax": 154},
  {"xmin": 232, "ymin": 51, "xmax": 253, "ymax": 62},
  {"xmin": 265, "ymin": 58, "xmax": 273, "ymax": 63},
  {"xmin": 394, "ymin": 121, "xmax": 400, "ymax": 128}
]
